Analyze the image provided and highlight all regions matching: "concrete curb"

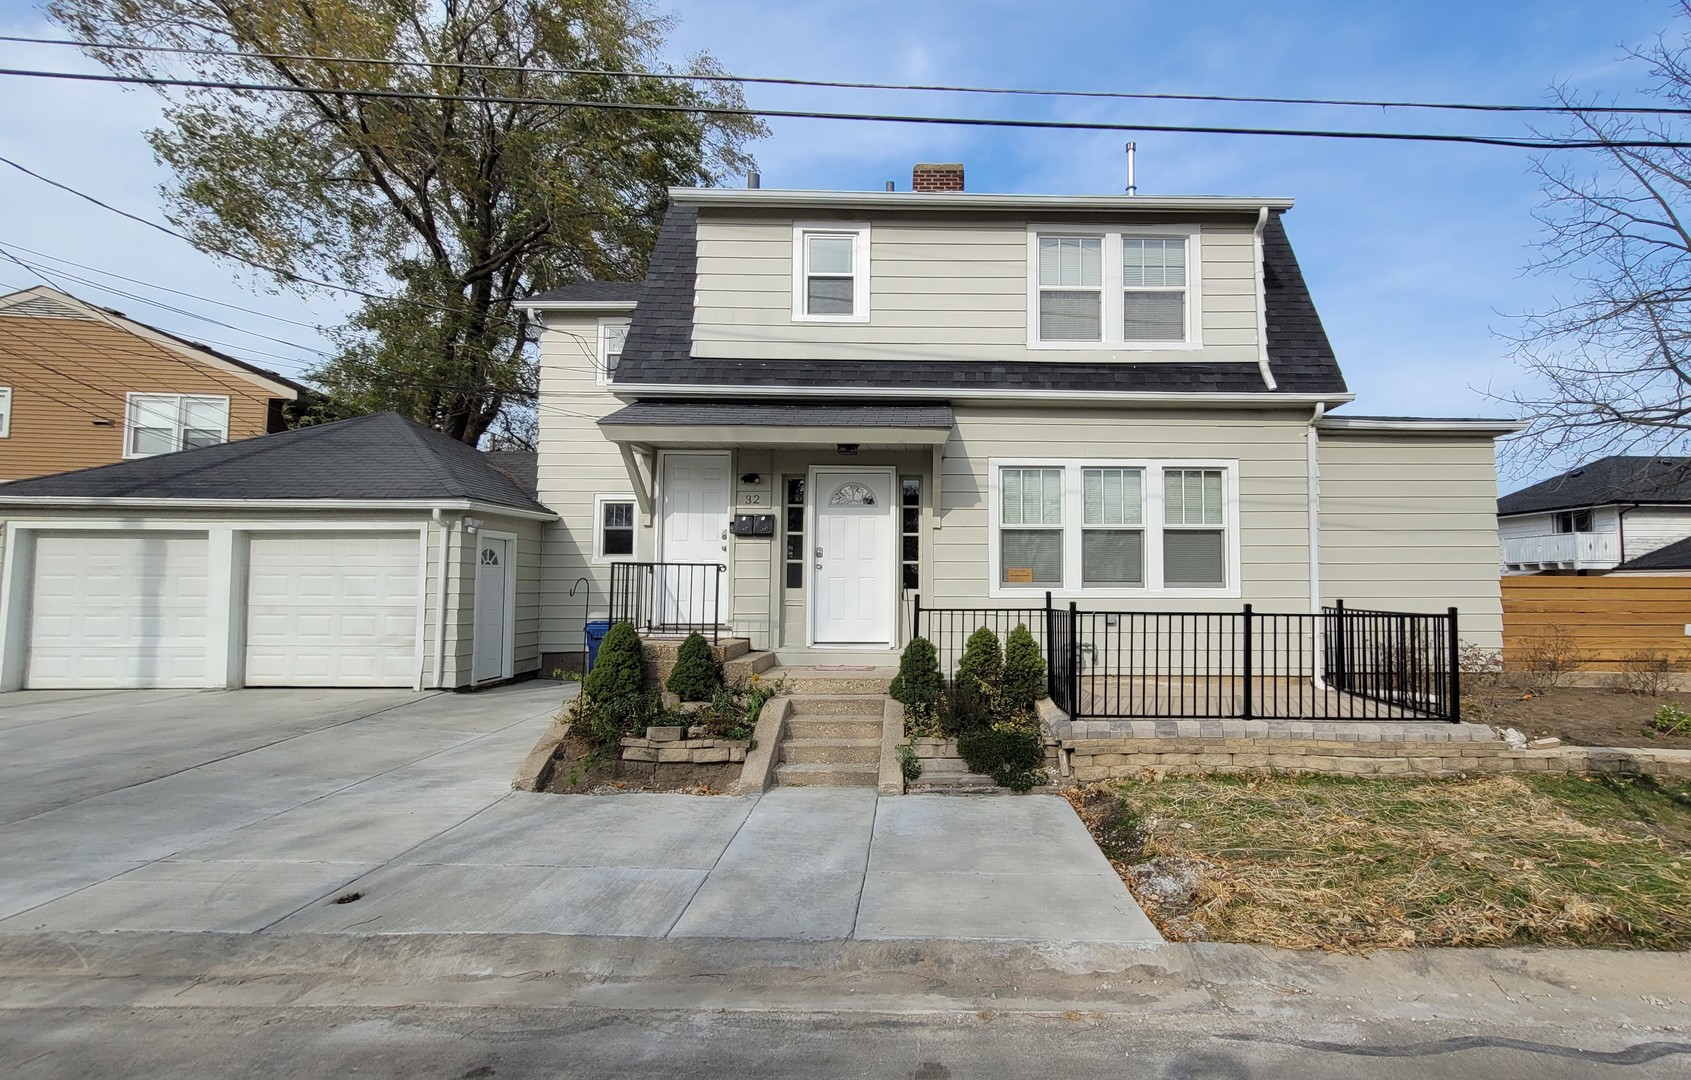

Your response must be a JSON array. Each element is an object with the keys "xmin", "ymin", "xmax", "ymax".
[
  {"xmin": 511, "ymin": 714, "xmax": 571, "ymax": 792},
  {"xmin": 878, "ymin": 697, "xmax": 904, "ymax": 795},
  {"xmin": 732, "ymin": 696, "xmax": 791, "ymax": 795}
]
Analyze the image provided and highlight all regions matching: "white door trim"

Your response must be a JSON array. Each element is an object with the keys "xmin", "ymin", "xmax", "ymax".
[
  {"xmin": 656, "ymin": 449, "xmax": 732, "ymax": 627},
  {"xmin": 471, "ymin": 530, "xmax": 518, "ymax": 683},
  {"xmin": 806, "ymin": 464, "xmax": 899, "ymax": 649}
]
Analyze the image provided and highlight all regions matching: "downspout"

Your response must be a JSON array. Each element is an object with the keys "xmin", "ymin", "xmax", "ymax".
[
  {"xmin": 1253, "ymin": 207, "xmax": 1279, "ymax": 391},
  {"xmin": 431, "ymin": 508, "xmax": 451, "ymax": 690},
  {"xmin": 1307, "ymin": 403, "xmax": 1327, "ymax": 689}
]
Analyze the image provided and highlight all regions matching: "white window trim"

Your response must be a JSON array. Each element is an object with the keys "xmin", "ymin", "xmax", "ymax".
[
  {"xmin": 1025, "ymin": 224, "xmax": 1204, "ymax": 351},
  {"xmin": 122, "ymin": 393, "xmax": 230, "ymax": 459},
  {"xmin": 987, "ymin": 458, "xmax": 1241, "ymax": 599},
  {"xmin": 592, "ymin": 492, "xmax": 638, "ymax": 563},
  {"xmin": 595, "ymin": 316, "xmax": 632, "ymax": 386},
  {"xmin": 791, "ymin": 221, "xmax": 871, "ymax": 323},
  {"xmin": 0, "ymin": 386, "xmax": 11, "ymax": 438}
]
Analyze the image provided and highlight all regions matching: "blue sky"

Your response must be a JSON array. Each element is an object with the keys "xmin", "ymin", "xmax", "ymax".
[{"xmin": 0, "ymin": 0, "xmax": 1681, "ymax": 482}]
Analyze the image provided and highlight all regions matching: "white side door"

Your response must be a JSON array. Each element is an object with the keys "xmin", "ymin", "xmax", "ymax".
[
  {"xmin": 244, "ymin": 532, "xmax": 418, "ymax": 687},
  {"xmin": 659, "ymin": 452, "xmax": 730, "ymax": 628},
  {"xmin": 472, "ymin": 535, "xmax": 513, "ymax": 683},
  {"xmin": 27, "ymin": 532, "xmax": 210, "ymax": 688},
  {"xmin": 811, "ymin": 468, "xmax": 896, "ymax": 646}
]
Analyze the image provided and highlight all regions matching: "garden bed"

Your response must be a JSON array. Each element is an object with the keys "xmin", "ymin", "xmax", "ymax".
[
  {"xmin": 541, "ymin": 729, "xmax": 740, "ymax": 795},
  {"xmin": 1464, "ymin": 684, "xmax": 1691, "ymax": 750},
  {"xmin": 1065, "ymin": 772, "xmax": 1691, "ymax": 951}
]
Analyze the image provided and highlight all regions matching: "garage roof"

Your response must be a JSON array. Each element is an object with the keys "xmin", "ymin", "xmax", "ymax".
[{"xmin": 0, "ymin": 411, "xmax": 552, "ymax": 515}]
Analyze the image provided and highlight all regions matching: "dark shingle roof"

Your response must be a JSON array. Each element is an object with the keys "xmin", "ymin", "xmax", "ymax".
[
  {"xmin": 1498, "ymin": 456, "xmax": 1691, "ymax": 515},
  {"xmin": 0, "ymin": 411, "xmax": 551, "ymax": 514},
  {"xmin": 610, "ymin": 205, "xmax": 1348, "ymax": 396},
  {"xmin": 1617, "ymin": 534, "xmax": 1691, "ymax": 572},
  {"xmin": 528, "ymin": 281, "xmax": 643, "ymax": 304},
  {"xmin": 601, "ymin": 401, "xmax": 954, "ymax": 428},
  {"xmin": 481, "ymin": 449, "xmax": 538, "ymax": 496}
]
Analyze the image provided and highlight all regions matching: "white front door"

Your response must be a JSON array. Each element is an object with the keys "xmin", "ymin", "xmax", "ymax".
[
  {"xmin": 472, "ymin": 535, "xmax": 513, "ymax": 683},
  {"xmin": 27, "ymin": 532, "xmax": 210, "ymax": 688},
  {"xmin": 659, "ymin": 452, "xmax": 730, "ymax": 628},
  {"xmin": 811, "ymin": 467, "xmax": 896, "ymax": 646}
]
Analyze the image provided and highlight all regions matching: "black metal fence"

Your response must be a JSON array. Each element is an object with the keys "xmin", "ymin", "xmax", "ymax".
[
  {"xmin": 909, "ymin": 594, "xmax": 1460, "ymax": 722},
  {"xmin": 608, "ymin": 562, "xmax": 726, "ymax": 642}
]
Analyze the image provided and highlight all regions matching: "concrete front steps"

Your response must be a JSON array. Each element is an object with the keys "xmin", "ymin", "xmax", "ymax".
[
  {"xmin": 774, "ymin": 693, "xmax": 885, "ymax": 788},
  {"xmin": 905, "ymin": 758, "xmax": 1011, "ymax": 795},
  {"xmin": 640, "ymin": 636, "xmax": 778, "ymax": 686}
]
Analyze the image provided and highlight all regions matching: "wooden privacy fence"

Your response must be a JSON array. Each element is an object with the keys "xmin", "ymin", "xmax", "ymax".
[{"xmin": 1502, "ymin": 574, "xmax": 1691, "ymax": 669}]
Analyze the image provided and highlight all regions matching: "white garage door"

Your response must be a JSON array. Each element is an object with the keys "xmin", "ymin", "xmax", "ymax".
[
  {"xmin": 27, "ymin": 532, "xmax": 210, "ymax": 689},
  {"xmin": 244, "ymin": 532, "xmax": 420, "ymax": 687}
]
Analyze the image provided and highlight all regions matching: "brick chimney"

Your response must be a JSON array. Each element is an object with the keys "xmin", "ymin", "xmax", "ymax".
[{"xmin": 912, "ymin": 162, "xmax": 964, "ymax": 193}]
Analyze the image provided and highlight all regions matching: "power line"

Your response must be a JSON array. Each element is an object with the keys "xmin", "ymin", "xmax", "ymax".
[
  {"xmin": 2, "ymin": 32, "xmax": 1684, "ymax": 118},
  {"xmin": 0, "ymin": 64, "xmax": 1686, "ymax": 150}
]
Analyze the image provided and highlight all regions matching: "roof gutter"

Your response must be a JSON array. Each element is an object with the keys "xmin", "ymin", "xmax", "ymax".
[
  {"xmin": 1253, "ymin": 206, "xmax": 1277, "ymax": 392},
  {"xmin": 523, "ymin": 300, "xmax": 638, "ymax": 314},
  {"xmin": 1317, "ymin": 417, "xmax": 1528, "ymax": 436},
  {"xmin": 670, "ymin": 187, "xmax": 1296, "ymax": 213},
  {"xmin": 613, "ymin": 383, "xmax": 1353, "ymax": 407},
  {"xmin": 0, "ymin": 497, "xmax": 558, "ymax": 521}
]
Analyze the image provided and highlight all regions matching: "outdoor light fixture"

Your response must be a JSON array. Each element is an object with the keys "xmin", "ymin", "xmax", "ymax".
[
  {"xmin": 836, "ymin": 444, "xmax": 859, "ymax": 455},
  {"xmin": 463, "ymin": 516, "xmax": 484, "ymax": 534},
  {"xmin": 740, "ymin": 472, "xmax": 762, "ymax": 485}
]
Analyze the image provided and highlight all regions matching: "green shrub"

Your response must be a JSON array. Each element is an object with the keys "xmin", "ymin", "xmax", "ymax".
[
  {"xmin": 666, "ymin": 632, "xmax": 723, "ymax": 702},
  {"xmin": 955, "ymin": 626, "xmax": 1004, "ymax": 693},
  {"xmin": 890, "ymin": 636, "xmax": 943, "ymax": 732},
  {"xmin": 898, "ymin": 742, "xmax": 922, "ymax": 782},
  {"xmin": 1650, "ymin": 704, "xmax": 1691, "ymax": 735},
  {"xmin": 1002, "ymin": 623, "xmax": 1045, "ymax": 711},
  {"xmin": 957, "ymin": 726, "xmax": 1046, "ymax": 793},
  {"xmin": 583, "ymin": 621, "xmax": 644, "ymax": 704},
  {"xmin": 941, "ymin": 675, "xmax": 999, "ymax": 736}
]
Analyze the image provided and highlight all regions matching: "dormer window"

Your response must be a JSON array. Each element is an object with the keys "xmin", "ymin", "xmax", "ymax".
[
  {"xmin": 792, "ymin": 223, "xmax": 870, "ymax": 322},
  {"xmin": 1028, "ymin": 225, "xmax": 1202, "ymax": 349}
]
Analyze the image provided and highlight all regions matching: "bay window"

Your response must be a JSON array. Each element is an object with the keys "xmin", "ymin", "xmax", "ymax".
[{"xmin": 992, "ymin": 460, "xmax": 1237, "ymax": 596}]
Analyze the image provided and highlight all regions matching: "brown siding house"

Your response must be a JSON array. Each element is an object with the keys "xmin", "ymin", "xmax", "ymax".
[{"xmin": 0, "ymin": 287, "xmax": 307, "ymax": 481}]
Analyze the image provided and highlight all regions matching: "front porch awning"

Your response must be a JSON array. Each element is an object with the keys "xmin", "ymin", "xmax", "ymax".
[{"xmin": 598, "ymin": 401, "xmax": 953, "ymax": 449}]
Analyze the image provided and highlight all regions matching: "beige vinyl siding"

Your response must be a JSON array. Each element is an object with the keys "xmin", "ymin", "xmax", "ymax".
[
  {"xmin": 691, "ymin": 213, "xmax": 1262, "ymax": 365},
  {"xmin": 1318, "ymin": 433, "xmax": 1504, "ymax": 649},
  {"xmin": 931, "ymin": 407, "xmax": 1312, "ymax": 611},
  {"xmin": 435, "ymin": 513, "xmax": 545, "ymax": 686},
  {"xmin": 535, "ymin": 312, "xmax": 650, "ymax": 655}
]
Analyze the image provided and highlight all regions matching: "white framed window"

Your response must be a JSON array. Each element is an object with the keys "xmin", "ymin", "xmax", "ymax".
[
  {"xmin": 1026, "ymin": 225, "xmax": 1202, "ymax": 349},
  {"xmin": 0, "ymin": 386, "xmax": 11, "ymax": 438},
  {"xmin": 123, "ymin": 393, "xmax": 229, "ymax": 458},
  {"xmin": 593, "ymin": 493, "xmax": 637, "ymax": 562},
  {"xmin": 792, "ymin": 222, "xmax": 870, "ymax": 322},
  {"xmin": 596, "ymin": 317, "xmax": 631, "ymax": 385},
  {"xmin": 989, "ymin": 458, "xmax": 1239, "ymax": 598}
]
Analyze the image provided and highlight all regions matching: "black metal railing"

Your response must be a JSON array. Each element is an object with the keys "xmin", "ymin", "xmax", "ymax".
[
  {"xmin": 608, "ymin": 562, "xmax": 727, "ymax": 642},
  {"xmin": 906, "ymin": 594, "xmax": 1460, "ymax": 722}
]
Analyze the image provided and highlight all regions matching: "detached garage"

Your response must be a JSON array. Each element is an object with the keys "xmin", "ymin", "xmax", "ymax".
[{"xmin": 0, "ymin": 412, "xmax": 555, "ymax": 691}]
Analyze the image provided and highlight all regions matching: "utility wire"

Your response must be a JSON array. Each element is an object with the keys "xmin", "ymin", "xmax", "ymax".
[
  {"xmin": 0, "ymin": 65, "xmax": 1685, "ymax": 150},
  {"xmin": 2, "ymin": 32, "xmax": 1684, "ymax": 117}
]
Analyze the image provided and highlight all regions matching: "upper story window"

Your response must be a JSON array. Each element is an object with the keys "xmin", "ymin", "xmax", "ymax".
[
  {"xmin": 596, "ymin": 317, "xmax": 631, "ymax": 385},
  {"xmin": 0, "ymin": 386, "xmax": 11, "ymax": 438},
  {"xmin": 1553, "ymin": 509, "xmax": 1594, "ymax": 534},
  {"xmin": 1027, "ymin": 226, "xmax": 1201, "ymax": 349},
  {"xmin": 125, "ymin": 393, "xmax": 229, "ymax": 458},
  {"xmin": 792, "ymin": 223, "xmax": 870, "ymax": 322}
]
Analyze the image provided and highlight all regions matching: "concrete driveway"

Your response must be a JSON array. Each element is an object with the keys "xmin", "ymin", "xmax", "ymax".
[{"xmin": 0, "ymin": 682, "xmax": 1156, "ymax": 944}]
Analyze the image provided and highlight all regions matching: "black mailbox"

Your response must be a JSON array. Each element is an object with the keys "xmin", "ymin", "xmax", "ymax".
[{"xmin": 732, "ymin": 513, "xmax": 776, "ymax": 537}]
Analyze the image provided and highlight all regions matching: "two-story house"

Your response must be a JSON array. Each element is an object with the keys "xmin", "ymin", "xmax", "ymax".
[
  {"xmin": 526, "ymin": 164, "xmax": 1522, "ymax": 672},
  {"xmin": 0, "ymin": 286, "xmax": 312, "ymax": 481},
  {"xmin": 1499, "ymin": 456, "xmax": 1691, "ymax": 573}
]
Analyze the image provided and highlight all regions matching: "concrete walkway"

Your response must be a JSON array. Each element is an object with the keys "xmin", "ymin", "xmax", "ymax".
[{"xmin": 0, "ymin": 682, "xmax": 1155, "ymax": 944}]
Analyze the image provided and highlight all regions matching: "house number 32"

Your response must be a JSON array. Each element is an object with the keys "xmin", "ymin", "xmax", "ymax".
[{"xmin": 740, "ymin": 492, "xmax": 763, "ymax": 505}]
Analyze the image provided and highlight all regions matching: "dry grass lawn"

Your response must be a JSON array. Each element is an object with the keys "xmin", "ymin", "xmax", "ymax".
[{"xmin": 1065, "ymin": 773, "xmax": 1691, "ymax": 951}]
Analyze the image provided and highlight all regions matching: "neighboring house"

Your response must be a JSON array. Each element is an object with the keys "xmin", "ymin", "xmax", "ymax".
[
  {"xmin": 0, "ymin": 412, "xmax": 554, "ymax": 690},
  {"xmin": 523, "ymin": 163, "xmax": 1523, "ymax": 670},
  {"xmin": 0, "ymin": 285, "xmax": 310, "ymax": 481},
  {"xmin": 1498, "ymin": 456, "xmax": 1691, "ymax": 573}
]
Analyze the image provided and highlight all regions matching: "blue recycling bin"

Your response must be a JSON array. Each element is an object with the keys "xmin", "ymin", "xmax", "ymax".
[{"xmin": 583, "ymin": 620, "xmax": 612, "ymax": 673}]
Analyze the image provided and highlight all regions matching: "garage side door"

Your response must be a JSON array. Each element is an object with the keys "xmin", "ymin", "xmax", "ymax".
[
  {"xmin": 28, "ymin": 532, "xmax": 210, "ymax": 689},
  {"xmin": 245, "ymin": 532, "xmax": 419, "ymax": 687}
]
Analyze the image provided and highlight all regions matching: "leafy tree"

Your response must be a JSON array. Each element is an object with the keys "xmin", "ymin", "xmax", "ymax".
[
  {"xmin": 51, "ymin": 0, "xmax": 763, "ymax": 445},
  {"xmin": 666, "ymin": 631, "xmax": 722, "ymax": 702},
  {"xmin": 1503, "ymin": 7, "xmax": 1691, "ymax": 466},
  {"xmin": 1002, "ymin": 623, "xmax": 1045, "ymax": 711}
]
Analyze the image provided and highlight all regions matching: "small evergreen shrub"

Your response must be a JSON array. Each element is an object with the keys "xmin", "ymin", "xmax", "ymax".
[
  {"xmin": 1002, "ymin": 623, "xmax": 1046, "ymax": 711},
  {"xmin": 940, "ymin": 675, "xmax": 999, "ymax": 736},
  {"xmin": 890, "ymin": 636, "xmax": 943, "ymax": 732},
  {"xmin": 957, "ymin": 727, "xmax": 1046, "ymax": 793},
  {"xmin": 666, "ymin": 632, "xmax": 723, "ymax": 701},
  {"xmin": 955, "ymin": 626, "xmax": 1004, "ymax": 693},
  {"xmin": 582, "ymin": 621, "xmax": 644, "ymax": 704}
]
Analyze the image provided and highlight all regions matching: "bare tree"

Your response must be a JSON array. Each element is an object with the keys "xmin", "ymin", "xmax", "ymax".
[{"xmin": 1505, "ymin": 7, "xmax": 1691, "ymax": 471}]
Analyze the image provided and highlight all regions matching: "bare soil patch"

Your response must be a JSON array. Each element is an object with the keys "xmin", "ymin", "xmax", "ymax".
[
  {"xmin": 541, "ymin": 731, "xmax": 739, "ymax": 795},
  {"xmin": 1464, "ymin": 685, "xmax": 1691, "ymax": 749},
  {"xmin": 1065, "ymin": 773, "xmax": 1691, "ymax": 951}
]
